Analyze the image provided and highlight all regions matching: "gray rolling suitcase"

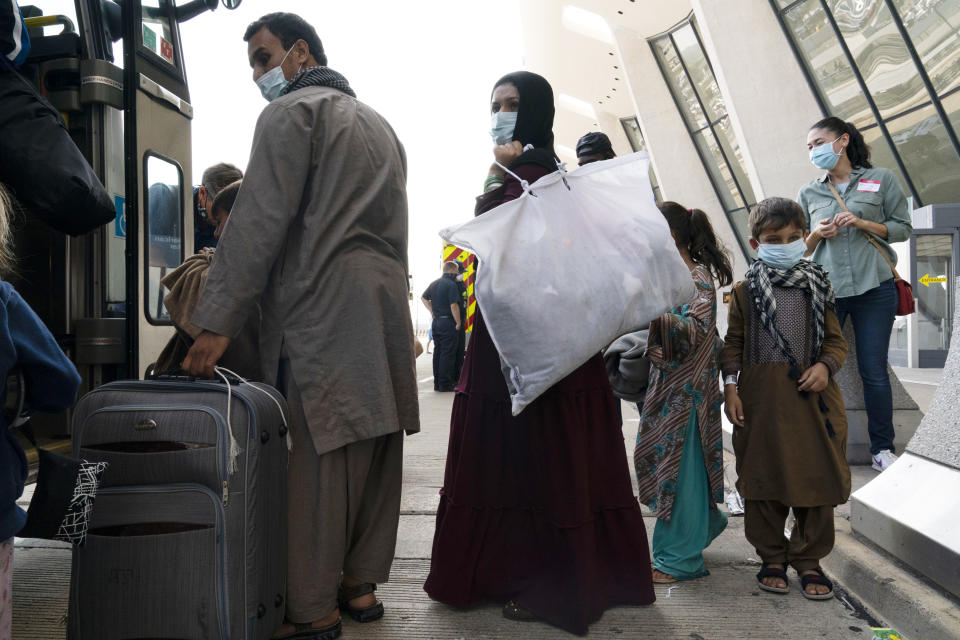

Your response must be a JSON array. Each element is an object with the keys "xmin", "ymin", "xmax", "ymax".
[{"xmin": 67, "ymin": 376, "xmax": 289, "ymax": 640}]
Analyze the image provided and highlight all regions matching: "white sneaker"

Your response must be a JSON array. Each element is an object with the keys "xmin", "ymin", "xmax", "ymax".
[{"xmin": 872, "ymin": 449, "xmax": 899, "ymax": 472}]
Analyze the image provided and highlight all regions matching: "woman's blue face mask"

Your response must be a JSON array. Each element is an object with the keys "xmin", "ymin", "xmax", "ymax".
[{"xmin": 809, "ymin": 136, "xmax": 844, "ymax": 171}]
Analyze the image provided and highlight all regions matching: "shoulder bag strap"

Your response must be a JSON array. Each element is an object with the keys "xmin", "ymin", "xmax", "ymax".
[{"xmin": 825, "ymin": 181, "xmax": 902, "ymax": 281}]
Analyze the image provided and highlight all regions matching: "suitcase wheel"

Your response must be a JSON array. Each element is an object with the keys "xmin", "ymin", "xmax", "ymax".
[
  {"xmin": 257, "ymin": 604, "xmax": 267, "ymax": 618},
  {"xmin": 275, "ymin": 594, "xmax": 284, "ymax": 608},
  {"xmin": 279, "ymin": 425, "xmax": 288, "ymax": 438},
  {"xmin": 260, "ymin": 430, "xmax": 270, "ymax": 444}
]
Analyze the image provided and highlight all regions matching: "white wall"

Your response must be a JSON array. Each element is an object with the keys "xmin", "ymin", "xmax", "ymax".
[{"xmin": 597, "ymin": 110, "xmax": 635, "ymax": 157}]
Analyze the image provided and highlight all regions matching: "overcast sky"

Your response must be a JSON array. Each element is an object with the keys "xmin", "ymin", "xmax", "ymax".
[{"xmin": 179, "ymin": 1, "xmax": 525, "ymax": 330}]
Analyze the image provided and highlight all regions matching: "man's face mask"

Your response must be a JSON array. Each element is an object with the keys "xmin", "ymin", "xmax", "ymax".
[
  {"xmin": 490, "ymin": 111, "xmax": 518, "ymax": 146},
  {"xmin": 256, "ymin": 45, "xmax": 296, "ymax": 102}
]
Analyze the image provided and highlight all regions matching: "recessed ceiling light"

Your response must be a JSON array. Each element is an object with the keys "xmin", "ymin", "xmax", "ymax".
[{"xmin": 614, "ymin": 77, "xmax": 620, "ymax": 80}]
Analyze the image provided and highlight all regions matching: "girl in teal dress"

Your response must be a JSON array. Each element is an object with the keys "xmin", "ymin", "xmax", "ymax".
[{"xmin": 634, "ymin": 202, "xmax": 733, "ymax": 583}]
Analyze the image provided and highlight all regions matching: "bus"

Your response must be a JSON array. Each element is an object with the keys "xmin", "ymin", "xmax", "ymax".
[{"xmin": 6, "ymin": 0, "xmax": 241, "ymax": 469}]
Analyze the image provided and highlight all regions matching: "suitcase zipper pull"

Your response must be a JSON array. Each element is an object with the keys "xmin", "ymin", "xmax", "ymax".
[{"xmin": 222, "ymin": 481, "xmax": 229, "ymax": 505}]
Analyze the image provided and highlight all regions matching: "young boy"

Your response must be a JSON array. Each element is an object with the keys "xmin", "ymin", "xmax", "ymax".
[{"xmin": 721, "ymin": 197, "xmax": 851, "ymax": 600}]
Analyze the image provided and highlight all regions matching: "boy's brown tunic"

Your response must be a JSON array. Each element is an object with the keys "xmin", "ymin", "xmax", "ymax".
[{"xmin": 721, "ymin": 280, "xmax": 851, "ymax": 507}]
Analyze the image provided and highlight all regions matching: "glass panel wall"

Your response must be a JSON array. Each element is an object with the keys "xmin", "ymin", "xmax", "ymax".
[
  {"xmin": 775, "ymin": 0, "xmax": 960, "ymax": 206},
  {"xmin": 650, "ymin": 15, "xmax": 758, "ymax": 259},
  {"xmin": 619, "ymin": 116, "xmax": 662, "ymax": 203}
]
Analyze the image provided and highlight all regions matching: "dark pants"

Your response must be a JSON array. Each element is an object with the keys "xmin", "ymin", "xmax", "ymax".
[
  {"xmin": 454, "ymin": 327, "xmax": 466, "ymax": 383},
  {"xmin": 432, "ymin": 316, "xmax": 458, "ymax": 391},
  {"xmin": 835, "ymin": 279, "xmax": 898, "ymax": 454},
  {"xmin": 744, "ymin": 500, "xmax": 834, "ymax": 573}
]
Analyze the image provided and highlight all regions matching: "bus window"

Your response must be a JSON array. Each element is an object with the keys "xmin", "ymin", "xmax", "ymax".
[
  {"xmin": 144, "ymin": 153, "xmax": 183, "ymax": 324},
  {"xmin": 141, "ymin": 0, "xmax": 178, "ymax": 68}
]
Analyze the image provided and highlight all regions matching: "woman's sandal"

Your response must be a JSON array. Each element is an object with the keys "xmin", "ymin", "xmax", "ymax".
[
  {"xmin": 502, "ymin": 600, "xmax": 539, "ymax": 622},
  {"xmin": 272, "ymin": 618, "xmax": 342, "ymax": 640},
  {"xmin": 799, "ymin": 568, "xmax": 835, "ymax": 601},
  {"xmin": 337, "ymin": 582, "xmax": 384, "ymax": 623},
  {"xmin": 756, "ymin": 563, "xmax": 790, "ymax": 594}
]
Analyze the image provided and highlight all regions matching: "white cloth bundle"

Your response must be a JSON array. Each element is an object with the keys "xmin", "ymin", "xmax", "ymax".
[{"xmin": 440, "ymin": 152, "xmax": 696, "ymax": 415}]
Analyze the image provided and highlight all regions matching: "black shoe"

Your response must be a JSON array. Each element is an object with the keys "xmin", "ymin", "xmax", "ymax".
[
  {"xmin": 273, "ymin": 619, "xmax": 342, "ymax": 640},
  {"xmin": 338, "ymin": 583, "xmax": 385, "ymax": 623},
  {"xmin": 502, "ymin": 600, "xmax": 538, "ymax": 622}
]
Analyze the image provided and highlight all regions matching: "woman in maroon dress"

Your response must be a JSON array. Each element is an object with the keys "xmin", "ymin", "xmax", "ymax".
[{"xmin": 423, "ymin": 71, "xmax": 655, "ymax": 636}]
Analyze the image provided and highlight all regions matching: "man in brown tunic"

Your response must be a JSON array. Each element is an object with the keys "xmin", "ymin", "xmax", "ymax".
[{"xmin": 183, "ymin": 12, "xmax": 419, "ymax": 639}]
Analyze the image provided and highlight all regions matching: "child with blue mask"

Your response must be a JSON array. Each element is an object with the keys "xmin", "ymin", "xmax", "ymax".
[{"xmin": 722, "ymin": 196, "xmax": 849, "ymax": 602}]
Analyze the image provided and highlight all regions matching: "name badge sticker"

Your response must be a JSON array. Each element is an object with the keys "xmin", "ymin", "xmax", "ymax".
[{"xmin": 857, "ymin": 179, "xmax": 881, "ymax": 193}]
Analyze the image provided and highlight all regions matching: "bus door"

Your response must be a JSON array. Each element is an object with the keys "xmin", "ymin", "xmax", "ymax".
[{"xmin": 121, "ymin": 0, "xmax": 194, "ymax": 376}]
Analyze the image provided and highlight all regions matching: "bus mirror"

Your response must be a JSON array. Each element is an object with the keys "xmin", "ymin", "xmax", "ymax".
[
  {"xmin": 174, "ymin": 0, "xmax": 218, "ymax": 23},
  {"xmin": 222, "ymin": 0, "xmax": 242, "ymax": 8},
  {"xmin": 101, "ymin": 1, "xmax": 122, "ymax": 43}
]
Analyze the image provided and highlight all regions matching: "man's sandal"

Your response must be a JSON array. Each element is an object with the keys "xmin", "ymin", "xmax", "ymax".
[
  {"xmin": 799, "ymin": 568, "xmax": 835, "ymax": 601},
  {"xmin": 337, "ymin": 583, "xmax": 384, "ymax": 623},
  {"xmin": 756, "ymin": 564, "xmax": 790, "ymax": 594},
  {"xmin": 272, "ymin": 618, "xmax": 342, "ymax": 640}
]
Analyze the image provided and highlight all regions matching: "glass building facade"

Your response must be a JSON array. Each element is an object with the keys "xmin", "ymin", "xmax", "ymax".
[
  {"xmin": 650, "ymin": 15, "xmax": 759, "ymax": 259},
  {"xmin": 619, "ymin": 116, "xmax": 663, "ymax": 203},
  {"xmin": 774, "ymin": 0, "xmax": 960, "ymax": 207}
]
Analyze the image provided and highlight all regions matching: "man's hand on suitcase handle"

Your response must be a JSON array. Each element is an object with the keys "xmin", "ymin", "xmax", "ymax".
[{"xmin": 182, "ymin": 331, "xmax": 232, "ymax": 379}]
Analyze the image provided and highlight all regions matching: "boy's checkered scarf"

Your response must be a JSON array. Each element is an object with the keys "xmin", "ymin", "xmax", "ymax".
[
  {"xmin": 746, "ymin": 259, "xmax": 836, "ymax": 375},
  {"xmin": 283, "ymin": 66, "xmax": 356, "ymax": 98}
]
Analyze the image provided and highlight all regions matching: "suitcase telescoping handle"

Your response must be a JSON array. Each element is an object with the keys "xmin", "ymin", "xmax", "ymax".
[{"xmin": 146, "ymin": 366, "xmax": 244, "ymax": 385}]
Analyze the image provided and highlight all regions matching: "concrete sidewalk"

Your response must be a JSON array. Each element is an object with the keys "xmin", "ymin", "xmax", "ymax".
[{"xmin": 10, "ymin": 358, "xmax": 955, "ymax": 638}]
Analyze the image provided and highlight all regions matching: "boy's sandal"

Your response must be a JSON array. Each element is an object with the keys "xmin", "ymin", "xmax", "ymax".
[
  {"xmin": 337, "ymin": 583, "xmax": 384, "ymax": 623},
  {"xmin": 756, "ymin": 564, "xmax": 790, "ymax": 594},
  {"xmin": 273, "ymin": 619, "xmax": 342, "ymax": 640},
  {"xmin": 800, "ymin": 568, "xmax": 835, "ymax": 601},
  {"xmin": 502, "ymin": 600, "xmax": 539, "ymax": 622}
]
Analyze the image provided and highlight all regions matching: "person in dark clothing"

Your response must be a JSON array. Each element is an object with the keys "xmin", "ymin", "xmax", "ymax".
[
  {"xmin": 193, "ymin": 163, "xmax": 243, "ymax": 252},
  {"xmin": 421, "ymin": 261, "xmax": 462, "ymax": 391},
  {"xmin": 423, "ymin": 71, "xmax": 655, "ymax": 636},
  {"xmin": 576, "ymin": 131, "xmax": 616, "ymax": 166},
  {"xmin": 0, "ymin": 185, "xmax": 81, "ymax": 636}
]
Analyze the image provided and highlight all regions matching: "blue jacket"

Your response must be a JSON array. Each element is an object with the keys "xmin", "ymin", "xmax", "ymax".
[
  {"xmin": 0, "ymin": 280, "xmax": 80, "ymax": 541},
  {"xmin": 1, "ymin": 0, "xmax": 30, "ymax": 70}
]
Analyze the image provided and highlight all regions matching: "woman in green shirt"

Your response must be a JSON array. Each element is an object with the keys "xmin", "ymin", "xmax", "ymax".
[{"xmin": 797, "ymin": 117, "xmax": 912, "ymax": 473}]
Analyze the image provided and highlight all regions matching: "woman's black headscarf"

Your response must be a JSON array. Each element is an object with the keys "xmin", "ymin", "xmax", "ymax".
[{"xmin": 492, "ymin": 71, "xmax": 558, "ymax": 171}]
